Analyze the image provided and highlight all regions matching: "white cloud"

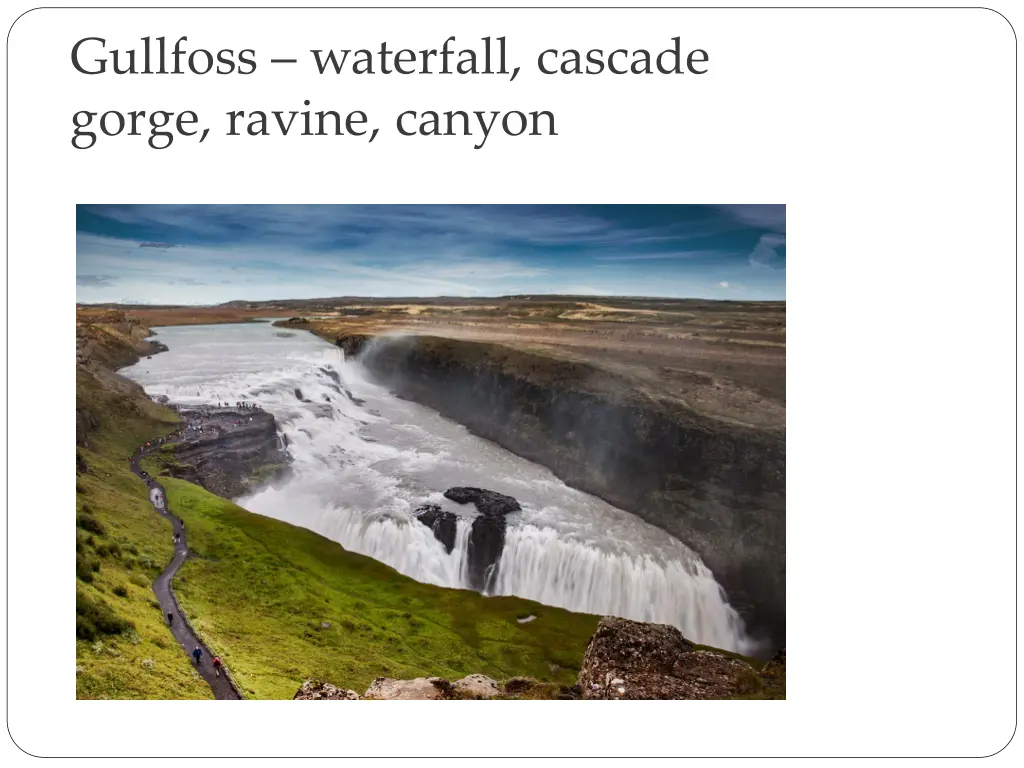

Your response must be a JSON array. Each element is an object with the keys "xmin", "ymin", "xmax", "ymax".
[
  {"xmin": 75, "ymin": 232, "xmax": 556, "ymax": 303},
  {"xmin": 748, "ymin": 233, "xmax": 786, "ymax": 269},
  {"xmin": 718, "ymin": 281, "xmax": 730, "ymax": 288},
  {"xmin": 593, "ymin": 250, "xmax": 723, "ymax": 262}
]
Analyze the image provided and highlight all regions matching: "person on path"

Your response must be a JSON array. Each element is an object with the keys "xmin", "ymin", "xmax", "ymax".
[
  {"xmin": 212, "ymin": 656, "xmax": 223, "ymax": 677},
  {"xmin": 167, "ymin": 612, "xmax": 174, "ymax": 626},
  {"xmin": 192, "ymin": 646, "xmax": 203, "ymax": 665}
]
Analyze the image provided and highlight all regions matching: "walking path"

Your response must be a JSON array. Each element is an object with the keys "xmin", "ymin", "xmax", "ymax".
[{"xmin": 130, "ymin": 445, "xmax": 241, "ymax": 700}]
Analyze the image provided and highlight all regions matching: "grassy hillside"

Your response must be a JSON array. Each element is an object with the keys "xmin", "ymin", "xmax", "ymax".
[
  {"xmin": 155, "ymin": 477, "xmax": 598, "ymax": 699},
  {"xmin": 76, "ymin": 364, "xmax": 212, "ymax": 699},
  {"xmin": 75, "ymin": 317, "xmax": 598, "ymax": 700}
]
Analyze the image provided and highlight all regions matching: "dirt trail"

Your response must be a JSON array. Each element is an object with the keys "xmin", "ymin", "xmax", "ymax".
[{"xmin": 131, "ymin": 444, "xmax": 241, "ymax": 700}]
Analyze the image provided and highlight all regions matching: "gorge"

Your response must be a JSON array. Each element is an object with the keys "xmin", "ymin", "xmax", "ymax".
[
  {"xmin": 121, "ymin": 320, "xmax": 762, "ymax": 656},
  {"xmin": 330, "ymin": 330, "xmax": 785, "ymax": 649}
]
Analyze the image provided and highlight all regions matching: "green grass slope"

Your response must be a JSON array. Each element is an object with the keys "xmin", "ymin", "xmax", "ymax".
[
  {"xmin": 161, "ymin": 477, "xmax": 598, "ymax": 699},
  {"xmin": 76, "ymin": 348, "xmax": 598, "ymax": 699},
  {"xmin": 76, "ymin": 365, "xmax": 212, "ymax": 699}
]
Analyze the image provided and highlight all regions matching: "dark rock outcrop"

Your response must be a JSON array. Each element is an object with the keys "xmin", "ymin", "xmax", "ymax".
[
  {"xmin": 319, "ymin": 366, "xmax": 341, "ymax": 385},
  {"xmin": 165, "ymin": 409, "xmax": 290, "ymax": 499},
  {"xmin": 444, "ymin": 487, "xmax": 521, "ymax": 516},
  {"xmin": 414, "ymin": 488, "xmax": 521, "ymax": 590},
  {"xmin": 579, "ymin": 617, "xmax": 761, "ymax": 700},
  {"xmin": 337, "ymin": 333, "xmax": 372, "ymax": 358},
  {"xmin": 415, "ymin": 504, "xmax": 458, "ymax": 554},
  {"xmin": 76, "ymin": 452, "xmax": 89, "ymax": 474},
  {"xmin": 442, "ymin": 487, "xmax": 521, "ymax": 592},
  {"xmin": 467, "ymin": 515, "xmax": 505, "ymax": 592},
  {"xmin": 342, "ymin": 333, "xmax": 785, "ymax": 647}
]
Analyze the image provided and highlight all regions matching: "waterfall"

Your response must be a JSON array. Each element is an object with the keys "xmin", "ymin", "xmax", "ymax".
[
  {"xmin": 122, "ymin": 321, "xmax": 756, "ymax": 654},
  {"xmin": 493, "ymin": 525, "xmax": 750, "ymax": 652}
]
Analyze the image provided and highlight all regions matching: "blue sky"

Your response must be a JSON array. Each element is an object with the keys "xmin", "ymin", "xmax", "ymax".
[{"xmin": 76, "ymin": 204, "xmax": 785, "ymax": 304}]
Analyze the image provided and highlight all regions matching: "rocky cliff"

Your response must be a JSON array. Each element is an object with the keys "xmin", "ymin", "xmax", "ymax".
[
  {"xmin": 75, "ymin": 311, "xmax": 170, "ymax": 447},
  {"xmin": 578, "ymin": 616, "xmax": 784, "ymax": 699},
  {"xmin": 76, "ymin": 310, "xmax": 168, "ymax": 371},
  {"xmin": 161, "ymin": 408, "xmax": 290, "ymax": 499},
  {"xmin": 336, "ymin": 333, "xmax": 785, "ymax": 649}
]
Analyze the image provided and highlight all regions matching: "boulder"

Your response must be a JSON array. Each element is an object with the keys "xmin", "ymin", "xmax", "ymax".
[
  {"xmin": 451, "ymin": 674, "xmax": 501, "ymax": 699},
  {"xmin": 364, "ymin": 676, "xmax": 453, "ymax": 700},
  {"xmin": 415, "ymin": 504, "xmax": 458, "ymax": 554},
  {"xmin": 579, "ymin": 616, "xmax": 757, "ymax": 700},
  {"xmin": 293, "ymin": 679, "xmax": 359, "ymax": 700}
]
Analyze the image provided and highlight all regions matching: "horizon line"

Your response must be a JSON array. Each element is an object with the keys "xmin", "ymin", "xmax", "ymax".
[{"xmin": 77, "ymin": 293, "xmax": 787, "ymax": 307}]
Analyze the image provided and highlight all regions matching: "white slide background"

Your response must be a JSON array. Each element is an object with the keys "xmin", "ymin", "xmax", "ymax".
[{"xmin": 1, "ymin": 1, "xmax": 1018, "ymax": 760}]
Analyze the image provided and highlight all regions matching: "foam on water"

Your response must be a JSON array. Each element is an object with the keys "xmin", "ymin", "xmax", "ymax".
[{"xmin": 122, "ymin": 322, "xmax": 755, "ymax": 653}]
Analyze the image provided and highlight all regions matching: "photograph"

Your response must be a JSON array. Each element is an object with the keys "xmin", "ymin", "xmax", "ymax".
[{"xmin": 75, "ymin": 203, "xmax": 786, "ymax": 701}]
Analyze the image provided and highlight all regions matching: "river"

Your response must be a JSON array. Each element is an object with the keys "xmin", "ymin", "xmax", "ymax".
[{"xmin": 122, "ymin": 321, "xmax": 754, "ymax": 653}]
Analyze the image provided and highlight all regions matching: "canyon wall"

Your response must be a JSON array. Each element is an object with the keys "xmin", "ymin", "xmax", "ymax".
[{"xmin": 339, "ymin": 333, "xmax": 786, "ymax": 647}]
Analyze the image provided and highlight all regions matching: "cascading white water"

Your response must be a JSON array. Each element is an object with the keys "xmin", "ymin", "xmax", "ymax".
[{"xmin": 122, "ymin": 321, "xmax": 755, "ymax": 654}]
